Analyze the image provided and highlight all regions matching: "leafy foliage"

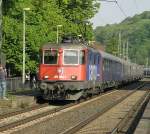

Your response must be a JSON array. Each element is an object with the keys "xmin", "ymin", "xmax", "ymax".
[
  {"xmin": 94, "ymin": 11, "xmax": 150, "ymax": 65},
  {"xmin": 2, "ymin": 0, "xmax": 100, "ymax": 76}
]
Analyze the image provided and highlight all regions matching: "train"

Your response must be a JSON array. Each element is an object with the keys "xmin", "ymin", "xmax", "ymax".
[{"xmin": 37, "ymin": 39, "xmax": 144, "ymax": 101}]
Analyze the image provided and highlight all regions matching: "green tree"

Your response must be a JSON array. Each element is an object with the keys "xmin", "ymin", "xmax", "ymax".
[
  {"xmin": 56, "ymin": 0, "xmax": 100, "ymax": 40},
  {"xmin": 94, "ymin": 11, "xmax": 150, "ymax": 65},
  {"xmin": 2, "ymin": 0, "xmax": 100, "ymax": 75},
  {"xmin": 105, "ymin": 34, "xmax": 118, "ymax": 56},
  {"xmin": 3, "ymin": 0, "xmax": 67, "ymax": 75}
]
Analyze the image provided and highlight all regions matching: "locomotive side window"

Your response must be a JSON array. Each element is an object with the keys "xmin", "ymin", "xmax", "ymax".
[
  {"xmin": 44, "ymin": 50, "xmax": 58, "ymax": 64},
  {"xmin": 64, "ymin": 50, "xmax": 78, "ymax": 64},
  {"xmin": 79, "ymin": 50, "xmax": 85, "ymax": 64}
]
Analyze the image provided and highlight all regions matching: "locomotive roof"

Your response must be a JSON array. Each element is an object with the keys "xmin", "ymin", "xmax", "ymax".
[
  {"xmin": 99, "ymin": 50, "xmax": 121, "ymax": 63},
  {"xmin": 99, "ymin": 51, "xmax": 135, "ymax": 65},
  {"xmin": 41, "ymin": 43, "xmax": 88, "ymax": 49}
]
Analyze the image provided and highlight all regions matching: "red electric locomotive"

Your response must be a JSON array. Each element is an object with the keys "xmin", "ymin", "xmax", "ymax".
[{"xmin": 38, "ymin": 42, "xmax": 90, "ymax": 100}]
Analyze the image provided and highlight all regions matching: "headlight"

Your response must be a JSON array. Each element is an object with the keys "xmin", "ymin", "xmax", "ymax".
[
  {"xmin": 44, "ymin": 75, "xmax": 49, "ymax": 79},
  {"xmin": 71, "ymin": 75, "xmax": 77, "ymax": 80}
]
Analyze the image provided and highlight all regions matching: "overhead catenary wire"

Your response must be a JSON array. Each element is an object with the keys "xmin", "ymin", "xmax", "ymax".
[
  {"xmin": 114, "ymin": 0, "xmax": 127, "ymax": 18},
  {"xmin": 99, "ymin": 0, "xmax": 128, "ymax": 18},
  {"xmin": 98, "ymin": 0, "xmax": 119, "ymax": 24}
]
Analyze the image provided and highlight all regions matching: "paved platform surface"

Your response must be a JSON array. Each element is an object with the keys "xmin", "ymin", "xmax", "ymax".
[
  {"xmin": 134, "ymin": 99, "xmax": 150, "ymax": 134},
  {"xmin": 0, "ymin": 90, "xmax": 36, "ymax": 114}
]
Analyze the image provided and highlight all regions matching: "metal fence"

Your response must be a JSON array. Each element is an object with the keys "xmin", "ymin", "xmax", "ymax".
[{"xmin": 6, "ymin": 77, "xmax": 31, "ymax": 91}]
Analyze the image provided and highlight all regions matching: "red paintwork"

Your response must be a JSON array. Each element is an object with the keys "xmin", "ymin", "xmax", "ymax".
[
  {"xmin": 39, "ymin": 48, "xmax": 87, "ymax": 81},
  {"xmin": 39, "ymin": 64, "xmax": 86, "ymax": 81}
]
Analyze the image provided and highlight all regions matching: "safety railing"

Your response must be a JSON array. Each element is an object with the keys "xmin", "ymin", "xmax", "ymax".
[{"xmin": 6, "ymin": 77, "xmax": 31, "ymax": 91}]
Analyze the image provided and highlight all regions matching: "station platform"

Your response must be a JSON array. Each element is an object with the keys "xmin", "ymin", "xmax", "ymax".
[
  {"xmin": 134, "ymin": 98, "xmax": 150, "ymax": 134},
  {"xmin": 0, "ymin": 89, "xmax": 36, "ymax": 114}
]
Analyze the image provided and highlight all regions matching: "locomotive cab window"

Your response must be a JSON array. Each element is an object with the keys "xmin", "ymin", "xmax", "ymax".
[
  {"xmin": 44, "ymin": 49, "xmax": 58, "ymax": 64},
  {"xmin": 64, "ymin": 50, "xmax": 78, "ymax": 65}
]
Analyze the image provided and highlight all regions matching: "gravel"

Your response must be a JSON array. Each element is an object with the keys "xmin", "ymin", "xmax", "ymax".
[{"xmin": 9, "ymin": 90, "xmax": 133, "ymax": 134}]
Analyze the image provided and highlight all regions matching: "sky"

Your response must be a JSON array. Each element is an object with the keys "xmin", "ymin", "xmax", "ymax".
[{"xmin": 91, "ymin": 0, "xmax": 150, "ymax": 28}]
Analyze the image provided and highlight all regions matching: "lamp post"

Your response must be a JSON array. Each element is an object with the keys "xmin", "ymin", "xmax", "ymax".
[
  {"xmin": 22, "ymin": 8, "xmax": 30, "ymax": 85},
  {"xmin": 56, "ymin": 25, "xmax": 62, "ymax": 44}
]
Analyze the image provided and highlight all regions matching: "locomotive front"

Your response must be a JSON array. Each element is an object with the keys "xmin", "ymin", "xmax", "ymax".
[{"xmin": 38, "ymin": 43, "xmax": 87, "ymax": 100}]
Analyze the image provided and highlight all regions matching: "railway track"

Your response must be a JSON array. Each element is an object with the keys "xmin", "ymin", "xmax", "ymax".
[
  {"xmin": 111, "ymin": 90, "xmax": 150, "ymax": 134},
  {"xmin": 0, "ymin": 88, "xmax": 119, "ymax": 133},
  {"xmin": 0, "ymin": 82, "xmax": 144, "ymax": 134},
  {"xmin": 64, "ymin": 84, "xmax": 150, "ymax": 134},
  {"xmin": 0, "ymin": 102, "xmax": 73, "ymax": 132},
  {"xmin": 0, "ymin": 103, "xmax": 49, "ymax": 120},
  {"xmin": 0, "ymin": 88, "xmax": 116, "ymax": 133}
]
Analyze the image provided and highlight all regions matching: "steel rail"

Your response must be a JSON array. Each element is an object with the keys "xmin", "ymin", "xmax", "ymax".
[
  {"xmin": 60, "ymin": 84, "xmax": 144, "ymax": 134},
  {"xmin": 0, "ymin": 103, "xmax": 49, "ymax": 120},
  {"xmin": 111, "ymin": 90, "xmax": 150, "ymax": 134},
  {"xmin": 0, "ymin": 102, "xmax": 75, "ymax": 132},
  {"xmin": 0, "ymin": 87, "xmax": 118, "ymax": 121},
  {"xmin": 0, "ymin": 83, "xmax": 144, "ymax": 132},
  {"xmin": 0, "ymin": 89, "xmax": 117, "ymax": 132}
]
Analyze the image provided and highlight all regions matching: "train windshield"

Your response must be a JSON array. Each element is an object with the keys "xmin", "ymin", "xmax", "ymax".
[
  {"xmin": 64, "ymin": 50, "xmax": 85, "ymax": 65},
  {"xmin": 43, "ymin": 49, "xmax": 58, "ymax": 64},
  {"xmin": 64, "ymin": 50, "xmax": 78, "ymax": 65}
]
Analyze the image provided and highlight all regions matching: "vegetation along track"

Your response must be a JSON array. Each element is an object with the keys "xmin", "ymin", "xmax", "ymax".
[{"xmin": 0, "ymin": 82, "xmax": 144, "ymax": 134}]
